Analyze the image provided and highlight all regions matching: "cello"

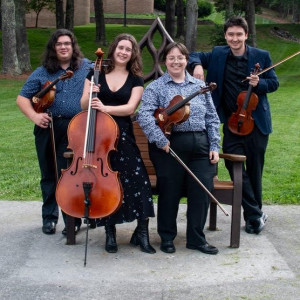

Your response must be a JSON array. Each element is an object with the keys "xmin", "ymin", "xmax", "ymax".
[
  {"xmin": 56, "ymin": 49, "xmax": 123, "ymax": 232},
  {"xmin": 228, "ymin": 64, "xmax": 260, "ymax": 136}
]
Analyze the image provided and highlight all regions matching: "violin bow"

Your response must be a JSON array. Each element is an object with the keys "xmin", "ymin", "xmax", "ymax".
[
  {"xmin": 242, "ymin": 50, "xmax": 300, "ymax": 82},
  {"xmin": 169, "ymin": 147, "xmax": 230, "ymax": 216}
]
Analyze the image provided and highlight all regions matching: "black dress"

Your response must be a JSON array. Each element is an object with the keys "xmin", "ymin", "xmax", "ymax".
[{"xmin": 86, "ymin": 71, "xmax": 155, "ymax": 226}]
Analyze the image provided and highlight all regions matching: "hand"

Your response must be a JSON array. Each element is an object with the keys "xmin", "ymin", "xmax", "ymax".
[
  {"xmin": 162, "ymin": 142, "xmax": 170, "ymax": 153},
  {"xmin": 247, "ymin": 74, "xmax": 259, "ymax": 87},
  {"xmin": 209, "ymin": 151, "xmax": 219, "ymax": 164},
  {"xmin": 91, "ymin": 97, "xmax": 107, "ymax": 113},
  {"xmin": 193, "ymin": 65, "xmax": 205, "ymax": 81},
  {"xmin": 34, "ymin": 112, "xmax": 52, "ymax": 128},
  {"xmin": 91, "ymin": 83, "xmax": 100, "ymax": 93}
]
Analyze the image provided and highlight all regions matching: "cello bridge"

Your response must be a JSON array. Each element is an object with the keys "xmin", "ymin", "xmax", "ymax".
[{"xmin": 83, "ymin": 164, "xmax": 97, "ymax": 169}]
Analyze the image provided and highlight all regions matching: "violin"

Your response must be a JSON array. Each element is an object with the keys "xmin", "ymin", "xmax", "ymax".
[
  {"xmin": 228, "ymin": 64, "xmax": 260, "ymax": 136},
  {"xmin": 154, "ymin": 82, "xmax": 217, "ymax": 136},
  {"xmin": 32, "ymin": 70, "xmax": 73, "ymax": 113},
  {"xmin": 56, "ymin": 48, "xmax": 123, "ymax": 220}
]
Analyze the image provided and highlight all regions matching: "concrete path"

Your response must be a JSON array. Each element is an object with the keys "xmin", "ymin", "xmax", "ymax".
[{"xmin": 0, "ymin": 201, "xmax": 299, "ymax": 299}]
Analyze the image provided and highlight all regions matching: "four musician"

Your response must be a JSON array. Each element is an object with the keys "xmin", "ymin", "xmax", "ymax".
[
  {"xmin": 16, "ymin": 16, "xmax": 279, "ymax": 254},
  {"xmin": 188, "ymin": 16, "xmax": 279, "ymax": 234},
  {"xmin": 137, "ymin": 42, "xmax": 220, "ymax": 255},
  {"xmin": 80, "ymin": 34, "xmax": 156, "ymax": 254},
  {"xmin": 17, "ymin": 29, "xmax": 91, "ymax": 235}
]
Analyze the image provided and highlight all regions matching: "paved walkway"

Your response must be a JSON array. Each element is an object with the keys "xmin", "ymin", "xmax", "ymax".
[{"xmin": 0, "ymin": 201, "xmax": 299, "ymax": 299}]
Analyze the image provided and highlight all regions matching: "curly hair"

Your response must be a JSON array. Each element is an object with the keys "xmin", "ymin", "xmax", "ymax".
[
  {"xmin": 42, "ymin": 29, "xmax": 84, "ymax": 73},
  {"xmin": 105, "ymin": 33, "xmax": 143, "ymax": 76}
]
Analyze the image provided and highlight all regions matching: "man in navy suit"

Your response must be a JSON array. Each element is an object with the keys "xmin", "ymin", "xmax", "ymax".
[{"xmin": 188, "ymin": 16, "xmax": 279, "ymax": 234}]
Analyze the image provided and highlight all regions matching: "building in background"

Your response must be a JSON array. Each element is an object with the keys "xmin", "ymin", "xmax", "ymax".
[{"xmin": 26, "ymin": 0, "xmax": 154, "ymax": 28}]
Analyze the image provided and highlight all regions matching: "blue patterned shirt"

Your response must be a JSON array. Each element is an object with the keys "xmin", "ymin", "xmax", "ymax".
[
  {"xmin": 137, "ymin": 71, "xmax": 221, "ymax": 151},
  {"xmin": 19, "ymin": 58, "xmax": 93, "ymax": 118}
]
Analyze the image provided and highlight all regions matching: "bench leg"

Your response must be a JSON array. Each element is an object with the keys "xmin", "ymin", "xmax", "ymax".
[
  {"xmin": 66, "ymin": 214, "xmax": 76, "ymax": 245},
  {"xmin": 229, "ymin": 194, "xmax": 242, "ymax": 248},
  {"xmin": 209, "ymin": 202, "xmax": 217, "ymax": 230}
]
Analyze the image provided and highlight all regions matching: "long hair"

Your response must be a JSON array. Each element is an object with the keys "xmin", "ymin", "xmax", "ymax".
[
  {"xmin": 105, "ymin": 33, "xmax": 142, "ymax": 76},
  {"xmin": 42, "ymin": 29, "xmax": 84, "ymax": 73}
]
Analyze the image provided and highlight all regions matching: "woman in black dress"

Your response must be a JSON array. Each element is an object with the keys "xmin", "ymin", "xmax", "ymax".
[{"xmin": 80, "ymin": 34, "xmax": 155, "ymax": 254}]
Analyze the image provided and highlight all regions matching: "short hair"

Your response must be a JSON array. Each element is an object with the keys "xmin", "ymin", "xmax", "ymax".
[
  {"xmin": 105, "ymin": 33, "xmax": 142, "ymax": 76},
  {"xmin": 224, "ymin": 16, "xmax": 248, "ymax": 34},
  {"xmin": 161, "ymin": 42, "xmax": 189, "ymax": 63},
  {"xmin": 42, "ymin": 29, "xmax": 84, "ymax": 73}
]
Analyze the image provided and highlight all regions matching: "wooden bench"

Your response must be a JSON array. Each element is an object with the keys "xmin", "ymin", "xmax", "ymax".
[{"xmin": 63, "ymin": 17, "xmax": 246, "ymax": 248}]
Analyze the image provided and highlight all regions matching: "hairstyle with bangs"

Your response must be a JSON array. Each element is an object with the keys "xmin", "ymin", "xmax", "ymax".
[{"xmin": 161, "ymin": 42, "xmax": 189, "ymax": 63}]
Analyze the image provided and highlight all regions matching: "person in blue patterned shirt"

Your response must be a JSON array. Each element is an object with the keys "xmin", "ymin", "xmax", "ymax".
[
  {"xmin": 138, "ymin": 42, "xmax": 221, "ymax": 255},
  {"xmin": 16, "ymin": 29, "xmax": 92, "ymax": 235}
]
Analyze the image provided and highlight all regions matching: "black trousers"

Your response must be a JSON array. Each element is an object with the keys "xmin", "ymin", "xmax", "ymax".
[
  {"xmin": 149, "ymin": 131, "xmax": 216, "ymax": 246},
  {"xmin": 222, "ymin": 123, "xmax": 269, "ymax": 221},
  {"xmin": 34, "ymin": 117, "xmax": 81, "ymax": 227}
]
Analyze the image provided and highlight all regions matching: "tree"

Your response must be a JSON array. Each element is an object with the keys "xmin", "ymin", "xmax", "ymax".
[
  {"xmin": 1, "ymin": 0, "xmax": 31, "ymax": 75},
  {"xmin": 165, "ymin": 0, "xmax": 176, "ymax": 38},
  {"xmin": 176, "ymin": 0, "xmax": 185, "ymax": 39},
  {"xmin": 245, "ymin": 0, "xmax": 257, "ymax": 47},
  {"xmin": 185, "ymin": 0, "xmax": 198, "ymax": 51},
  {"xmin": 1, "ymin": 0, "xmax": 20, "ymax": 75},
  {"xmin": 15, "ymin": 0, "xmax": 31, "ymax": 72},
  {"xmin": 56, "ymin": 0, "xmax": 64, "ymax": 28},
  {"xmin": 94, "ymin": 0, "xmax": 106, "ymax": 45},
  {"xmin": 25, "ymin": 0, "xmax": 55, "ymax": 28},
  {"xmin": 65, "ymin": 0, "xmax": 74, "ymax": 31}
]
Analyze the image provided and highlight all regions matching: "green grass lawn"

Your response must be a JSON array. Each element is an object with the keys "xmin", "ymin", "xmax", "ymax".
[{"xmin": 0, "ymin": 22, "xmax": 300, "ymax": 204}]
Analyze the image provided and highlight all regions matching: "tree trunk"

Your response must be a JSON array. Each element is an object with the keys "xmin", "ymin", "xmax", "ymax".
[
  {"xmin": 15, "ymin": 0, "xmax": 31, "ymax": 72},
  {"xmin": 225, "ymin": 0, "xmax": 234, "ymax": 19},
  {"xmin": 292, "ymin": 0, "xmax": 300, "ymax": 23},
  {"xmin": 165, "ymin": 0, "xmax": 176, "ymax": 38},
  {"xmin": 185, "ymin": 0, "xmax": 198, "ymax": 51},
  {"xmin": 65, "ymin": 0, "xmax": 74, "ymax": 31},
  {"xmin": 245, "ymin": 0, "xmax": 256, "ymax": 47},
  {"xmin": 94, "ymin": 0, "xmax": 106, "ymax": 45},
  {"xmin": 176, "ymin": 0, "xmax": 185, "ymax": 39},
  {"xmin": 56, "ymin": 0, "xmax": 64, "ymax": 29},
  {"xmin": 1, "ymin": 0, "xmax": 21, "ymax": 75}
]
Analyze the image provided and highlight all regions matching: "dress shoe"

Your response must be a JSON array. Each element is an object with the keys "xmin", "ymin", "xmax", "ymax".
[
  {"xmin": 160, "ymin": 240, "xmax": 176, "ymax": 253},
  {"xmin": 42, "ymin": 222, "xmax": 56, "ymax": 234},
  {"xmin": 245, "ymin": 219, "xmax": 255, "ymax": 234},
  {"xmin": 186, "ymin": 243, "xmax": 219, "ymax": 255},
  {"xmin": 62, "ymin": 225, "xmax": 81, "ymax": 236},
  {"xmin": 83, "ymin": 218, "xmax": 96, "ymax": 229},
  {"xmin": 252, "ymin": 213, "xmax": 268, "ymax": 234}
]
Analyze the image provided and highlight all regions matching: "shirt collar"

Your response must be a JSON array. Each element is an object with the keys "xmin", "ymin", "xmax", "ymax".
[{"xmin": 163, "ymin": 70, "xmax": 198, "ymax": 85}]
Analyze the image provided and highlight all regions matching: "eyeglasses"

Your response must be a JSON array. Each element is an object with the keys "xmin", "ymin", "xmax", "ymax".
[
  {"xmin": 55, "ymin": 41, "xmax": 72, "ymax": 48},
  {"xmin": 166, "ymin": 56, "xmax": 186, "ymax": 62}
]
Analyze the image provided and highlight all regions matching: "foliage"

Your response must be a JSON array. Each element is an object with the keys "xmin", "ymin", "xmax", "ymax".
[
  {"xmin": 154, "ymin": 0, "xmax": 213, "ymax": 17},
  {"xmin": 0, "ymin": 23, "xmax": 300, "ymax": 204}
]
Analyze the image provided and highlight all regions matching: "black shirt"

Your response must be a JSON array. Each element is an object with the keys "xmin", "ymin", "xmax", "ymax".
[{"xmin": 222, "ymin": 49, "xmax": 250, "ymax": 117}]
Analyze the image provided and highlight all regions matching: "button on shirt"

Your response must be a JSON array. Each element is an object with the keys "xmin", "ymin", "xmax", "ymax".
[
  {"xmin": 138, "ymin": 71, "xmax": 220, "ymax": 151},
  {"xmin": 19, "ymin": 58, "xmax": 93, "ymax": 118}
]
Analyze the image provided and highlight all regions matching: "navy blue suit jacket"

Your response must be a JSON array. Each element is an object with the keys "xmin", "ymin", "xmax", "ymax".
[{"xmin": 189, "ymin": 46, "xmax": 279, "ymax": 135}]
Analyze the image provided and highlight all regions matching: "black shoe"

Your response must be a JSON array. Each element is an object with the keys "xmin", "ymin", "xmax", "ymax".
[
  {"xmin": 160, "ymin": 240, "xmax": 176, "ymax": 253},
  {"xmin": 62, "ymin": 225, "xmax": 81, "ymax": 236},
  {"xmin": 245, "ymin": 219, "xmax": 255, "ymax": 234},
  {"xmin": 83, "ymin": 218, "xmax": 96, "ymax": 229},
  {"xmin": 130, "ymin": 219, "xmax": 156, "ymax": 254},
  {"xmin": 105, "ymin": 225, "xmax": 118, "ymax": 253},
  {"xmin": 252, "ymin": 213, "xmax": 268, "ymax": 234},
  {"xmin": 42, "ymin": 222, "xmax": 56, "ymax": 235},
  {"xmin": 186, "ymin": 243, "xmax": 219, "ymax": 255}
]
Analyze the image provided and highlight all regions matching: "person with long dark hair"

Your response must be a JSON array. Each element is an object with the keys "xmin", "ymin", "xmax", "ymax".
[
  {"xmin": 80, "ymin": 33, "xmax": 156, "ymax": 254},
  {"xmin": 17, "ymin": 29, "xmax": 92, "ymax": 235}
]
